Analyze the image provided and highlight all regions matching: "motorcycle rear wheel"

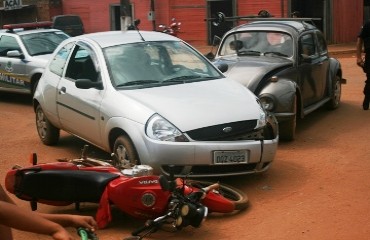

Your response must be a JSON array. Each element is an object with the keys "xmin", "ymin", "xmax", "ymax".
[{"xmin": 186, "ymin": 180, "xmax": 248, "ymax": 211}]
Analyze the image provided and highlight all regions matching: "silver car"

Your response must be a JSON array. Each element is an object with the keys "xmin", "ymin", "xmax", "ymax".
[{"xmin": 33, "ymin": 30, "xmax": 278, "ymax": 177}]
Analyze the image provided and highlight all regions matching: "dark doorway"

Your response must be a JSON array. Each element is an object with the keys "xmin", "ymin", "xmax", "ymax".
[
  {"xmin": 365, "ymin": 0, "xmax": 370, "ymax": 22},
  {"xmin": 290, "ymin": 0, "xmax": 331, "ymax": 41},
  {"xmin": 111, "ymin": 4, "xmax": 121, "ymax": 30},
  {"xmin": 207, "ymin": 0, "xmax": 234, "ymax": 45}
]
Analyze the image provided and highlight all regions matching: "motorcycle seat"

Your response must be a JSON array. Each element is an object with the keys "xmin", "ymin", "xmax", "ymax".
[{"xmin": 14, "ymin": 170, "xmax": 120, "ymax": 203}]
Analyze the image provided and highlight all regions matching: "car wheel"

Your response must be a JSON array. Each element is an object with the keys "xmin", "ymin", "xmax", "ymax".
[
  {"xmin": 326, "ymin": 74, "xmax": 341, "ymax": 109},
  {"xmin": 113, "ymin": 135, "xmax": 140, "ymax": 168},
  {"xmin": 279, "ymin": 95, "xmax": 297, "ymax": 141},
  {"xmin": 35, "ymin": 105, "xmax": 60, "ymax": 145}
]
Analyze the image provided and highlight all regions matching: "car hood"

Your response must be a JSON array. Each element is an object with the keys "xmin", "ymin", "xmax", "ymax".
[
  {"xmin": 120, "ymin": 78, "xmax": 262, "ymax": 132},
  {"xmin": 32, "ymin": 54, "xmax": 53, "ymax": 63},
  {"xmin": 215, "ymin": 56, "xmax": 292, "ymax": 92}
]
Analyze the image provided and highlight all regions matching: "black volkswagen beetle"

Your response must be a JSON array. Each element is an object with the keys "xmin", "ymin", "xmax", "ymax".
[{"xmin": 209, "ymin": 18, "xmax": 344, "ymax": 140}]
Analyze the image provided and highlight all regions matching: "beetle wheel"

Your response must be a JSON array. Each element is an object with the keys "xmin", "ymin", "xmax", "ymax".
[{"xmin": 326, "ymin": 74, "xmax": 341, "ymax": 109}]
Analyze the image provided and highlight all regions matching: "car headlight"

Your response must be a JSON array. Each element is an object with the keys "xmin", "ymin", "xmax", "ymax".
[
  {"xmin": 256, "ymin": 110, "xmax": 267, "ymax": 129},
  {"xmin": 146, "ymin": 114, "xmax": 189, "ymax": 142},
  {"xmin": 259, "ymin": 95, "xmax": 275, "ymax": 111}
]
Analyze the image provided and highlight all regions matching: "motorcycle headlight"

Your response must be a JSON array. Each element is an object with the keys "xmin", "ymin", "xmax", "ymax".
[
  {"xmin": 146, "ymin": 114, "xmax": 189, "ymax": 142},
  {"xmin": 189, "ymin": 206, "xmax": 208, "ymax": 228}
]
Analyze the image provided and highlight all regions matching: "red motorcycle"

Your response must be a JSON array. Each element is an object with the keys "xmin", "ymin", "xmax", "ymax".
[
  {"xmin": 5, "ymin": 146, "xmax": 248, "ymax": 239},
  {"xmin": 158, "ymin": 18, "xmax": 181, "ymax": 37}
]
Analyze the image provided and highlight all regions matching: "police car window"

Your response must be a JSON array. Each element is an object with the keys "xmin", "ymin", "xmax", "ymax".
[
  {"xmin": 65, "ymin": 45, "xmax": 98, "ymax": 82},
  {"xmin": 21, "ymin": 32, "xmax": 69, "ymax": 56},
  {"xmin": 0, "ymin": 36, "xmax": 21, "ymax": 57},
  {"xmin": 49, "ymin": 42, "xmax": 74, "ymax": 76}
]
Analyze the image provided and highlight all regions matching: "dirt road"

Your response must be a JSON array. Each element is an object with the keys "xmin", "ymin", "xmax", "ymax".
[{"xmin": 1, "ymin": 53, "xmax": 370, "ymax": 240}]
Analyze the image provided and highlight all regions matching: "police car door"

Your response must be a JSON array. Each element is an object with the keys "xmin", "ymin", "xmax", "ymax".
[
  {"xmin": 56, "ymin": 41, "xmax": 104, "ymax": 146},
  {"xmin": 0, "ymin": 35, "xmax": 28, "ymax": 93}
]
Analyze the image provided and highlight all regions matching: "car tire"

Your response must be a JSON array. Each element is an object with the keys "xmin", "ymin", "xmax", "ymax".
[
  {"xmin": 279, "ymin": 95, "xmax": 297, "ymax": 141},
  {"xmin": 113, "ymin": 135, "xmax": 140, "ymax": 168},
  {"xmin": 35, "ymin": 105, "xmax": 60, "ymax": 145},
  {"xmin": 326, "ymin": 74, "xmax": 341, "ymax": 109}
]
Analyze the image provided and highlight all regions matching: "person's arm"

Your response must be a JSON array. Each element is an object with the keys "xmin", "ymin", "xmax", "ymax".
[
  {"xmin": 356, "ymin": 37, "xmax": 364, "ymax": 67},
  {"xmin": 39, "ymin": 213, "xmax": 97, "ymax": 231},
  {"xmin": 0, "ymin": 201, "xmax": 73, "ymax": 240}
]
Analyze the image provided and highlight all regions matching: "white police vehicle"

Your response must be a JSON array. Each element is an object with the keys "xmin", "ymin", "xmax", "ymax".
[{"xmin": 0, "ymin": 22, "xmax": 69, "ymax": 96}]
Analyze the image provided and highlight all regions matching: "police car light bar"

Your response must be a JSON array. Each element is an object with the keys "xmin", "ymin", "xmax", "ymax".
[{"xmin": 3, "ymin": 21, "xmax": 53, "ymax": 31}]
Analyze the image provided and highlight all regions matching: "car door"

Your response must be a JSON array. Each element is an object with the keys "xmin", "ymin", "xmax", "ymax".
[
  {"xmin": 56, "ymin": 41, "xmax": 104, "ymax": 146},
  {"xmin": 298, "ymin": 32, "xmax": 329, "ymax": 107},
  {"xmin": 0, "ymin": 35, "xmax": 28, "ymax": 92}
]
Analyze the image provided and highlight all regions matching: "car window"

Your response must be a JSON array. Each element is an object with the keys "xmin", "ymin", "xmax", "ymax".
[
  {"xmin": 104, "ymin": 41, "xmax": 222, "ymax": 89},
  {"xmin": 65, "ymin": 43, "xmax": 99, "ymax": 82},
  {"xmin": 21, "ymin": 31, "xmax": 69, "ymax": 56},
  {"xmin": 299, "ymin": 33, "xmax": 317, "ymax": 57},
  {"xmin": 316, "ymin": 32, "xmax": 328, "ymax": 55},
  {"xmin": 219, "ymin": 31, "xmax": 293, "ymax": 57},
  {"xmin": 49, "ymin": 42, "xmax": 75, "ymax": 76},
  {"xmin": 0, "ymin": 35, "xmax": 21, "ymax": 57}
]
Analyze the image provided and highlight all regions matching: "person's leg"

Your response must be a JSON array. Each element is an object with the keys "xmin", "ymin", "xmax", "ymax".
[
  {"xmin": 363, "ymin": 74, "xmax": 370, "ymax": 110},
  {"xmin": 363, "ymin": 56, "xmax": 370, "ymax": 110},
  {"xmin": 0, "ymin": 185, "xmax": 14, "ymax": 239},
  {"xmin": 0, "ymin": 225, "xmax": 13, "ymax": 240}
]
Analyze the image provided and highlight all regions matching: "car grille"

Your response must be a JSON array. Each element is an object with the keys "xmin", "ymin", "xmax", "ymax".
[{"xmin": 185, "ymin": 120, "xmax": 260, "ymax": 141}]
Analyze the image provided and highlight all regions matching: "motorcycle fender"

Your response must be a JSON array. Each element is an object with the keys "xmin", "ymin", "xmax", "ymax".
[{"xmin": 202, "ymin": 191, "xmax": 236, "ymax": 213}]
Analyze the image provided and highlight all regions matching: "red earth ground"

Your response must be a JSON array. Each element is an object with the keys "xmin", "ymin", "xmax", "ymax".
[{"xmin": 1, "ymin": 53, "xmax": 370, "ymax": 240}]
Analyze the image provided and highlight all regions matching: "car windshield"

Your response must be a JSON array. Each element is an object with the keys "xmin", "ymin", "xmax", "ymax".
[
  {"xmin": 219, "ymin": 31, "xmax": 293, "ymax": 58},
  {"xmin": 104, "ymin": 41, "xmax": 223, "ymax": 89},
  {"xmin": 21, "ymin": 31, "xmax": 69, "ymax": 56}
]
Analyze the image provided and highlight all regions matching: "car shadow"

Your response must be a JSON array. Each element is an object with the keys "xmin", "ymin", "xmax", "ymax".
[{"xmin": 0, "ymin": 92, "xmax": 32, "ymax": 106}]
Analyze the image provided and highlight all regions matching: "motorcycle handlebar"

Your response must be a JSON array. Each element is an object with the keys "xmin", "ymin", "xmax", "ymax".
[{"xmin": 77, "ymin": 227, "xmax": 98, "ymax": 240}]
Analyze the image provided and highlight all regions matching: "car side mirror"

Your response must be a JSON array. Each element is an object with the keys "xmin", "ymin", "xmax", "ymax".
[
  {"xmin": 7, "ymin": 50, "xmax": 25, "ymax": 60},
  {"xmin": 205, "ymin": 52, "xmax": 215, "ymax": 60},
  {"xmin": 215, "ymin": 62, "xmax": 228, "ymax": 73},
  {"xmin": 75, "ymin": 79, "xmax": 103, "ymax": 90}
]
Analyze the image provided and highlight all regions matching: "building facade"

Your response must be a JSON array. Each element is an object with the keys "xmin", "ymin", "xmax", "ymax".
[{"xmin": 0, "ymin": 0, "xmax": 366, "ymax": 47}]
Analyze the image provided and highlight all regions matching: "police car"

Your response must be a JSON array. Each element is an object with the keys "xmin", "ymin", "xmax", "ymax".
[{"xmin": 0, "ymin": 22, "xmax": 69, "ymax": 96}]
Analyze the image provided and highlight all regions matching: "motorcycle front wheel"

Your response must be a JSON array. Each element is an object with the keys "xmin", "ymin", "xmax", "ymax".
[{"xmin": 186, "ymin": 180, "xmax": 248, "ymax": 212}]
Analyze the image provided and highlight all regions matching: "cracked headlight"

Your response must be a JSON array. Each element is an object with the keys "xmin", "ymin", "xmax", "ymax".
[
  {"xmin": 256, "ymin": 110, "xmax": 267, "ymax": 129},
  {"xmin": 146, "ymin": 114, "xmax": 189, "ymax": 142}
]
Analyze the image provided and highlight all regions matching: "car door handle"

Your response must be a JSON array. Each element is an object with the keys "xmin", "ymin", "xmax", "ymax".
[{"xmin": 59, "ymin": 87, "xmax": 66, "ymax": 94}]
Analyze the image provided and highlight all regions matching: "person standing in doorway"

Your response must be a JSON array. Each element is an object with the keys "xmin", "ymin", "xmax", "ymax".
[{"xmin": 356, "ymin": 20, "xmax": 370, "ymax": 110}]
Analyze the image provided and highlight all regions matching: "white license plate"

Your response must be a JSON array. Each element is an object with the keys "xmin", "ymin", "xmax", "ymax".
[{"xmin": 213, "ymin": 150, "xmax": 248, "ymax": 164}]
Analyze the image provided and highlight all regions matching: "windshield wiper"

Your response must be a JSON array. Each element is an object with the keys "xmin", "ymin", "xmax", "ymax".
[
  {"xmin": 163, "ymin": 75, "xmax": 202, "ymax": 83},
  {"xmin": 237, "ymin": 50, "xmax": 261, "ymax": 56},
  {"xmin": 263, "ymin": 51, "xmax": 288, "ymax": 57},
  {"xmin": 32, "ymin": 51, "xmax": 54, "ymax": 56},
  {"xmin": 116, "ymin": 80, "xmax": 160, "ymax": 87}
]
